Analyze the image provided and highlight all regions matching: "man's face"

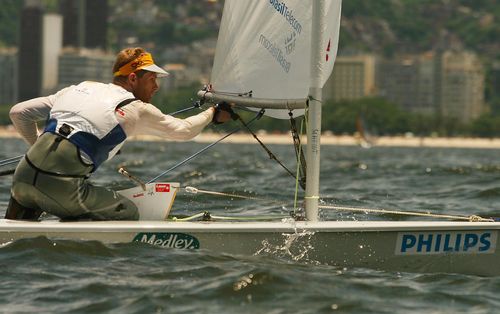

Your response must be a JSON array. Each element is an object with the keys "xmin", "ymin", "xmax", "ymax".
[{"xmin": 131, "ymin": 71, "xmax": 159, "ymax": 103}]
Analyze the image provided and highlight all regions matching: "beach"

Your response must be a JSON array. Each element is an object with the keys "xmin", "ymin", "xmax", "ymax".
[{"xmin": 1, "ymin": 126, "xmax": 499, "ymax": 149}]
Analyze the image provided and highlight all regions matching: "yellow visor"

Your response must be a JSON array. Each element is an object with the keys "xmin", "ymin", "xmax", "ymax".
[{"xmin": 113, "ymin": 53, "xmax": 169, "ymax": 77}]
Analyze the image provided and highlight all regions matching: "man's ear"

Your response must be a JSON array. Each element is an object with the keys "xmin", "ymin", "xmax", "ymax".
[{"xmin": 128, "ymin": 72, "xmax": 137, "ymax": 84}]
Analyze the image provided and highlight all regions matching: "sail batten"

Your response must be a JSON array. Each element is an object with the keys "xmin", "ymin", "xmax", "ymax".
[{"xmin": 209, "ymin": 0, "xmax": 342, "ymax": 119}]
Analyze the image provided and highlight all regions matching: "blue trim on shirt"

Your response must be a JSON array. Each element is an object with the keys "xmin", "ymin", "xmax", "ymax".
[{"xmin": 44, "ymin": 119, "xmax": 127, "ymax": 171}]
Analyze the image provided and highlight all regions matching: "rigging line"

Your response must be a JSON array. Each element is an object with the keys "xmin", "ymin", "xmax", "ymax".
[
  {"xmin": 0, "ymin": 155, "xmax": 23, "ymax": 167},
  {"xmin": 293, "ymin": 116, "xmax": 307, "ymax": 209},
  {"xmin": 168, "ymin": 100, "xmax": 202, "ymax": 116},
  {"xmin": 184, "ymin": 186, "xmax": 289, "ymax": 207},
  {"xmin": 307, "ymin": 95, "xmax": 323, "ymax": 103},
  {"xmin": 235, "ymin": 113, "xmax": 298, "ymax": 182},
  {"xmin": 168, "ymin": 212, "xmax": 206, "ymax": 221},
  {"xmin": 289, "ymin": 112, "xmax": 307, "ymax": 189},
  {"xmin": 318, "ymin": 204, "xmax": 495, "ymax": 222},
  {"xmin": 208, "ymin": 214, "xmax": 289, "ymax": 221},
  {"xmin": 0, "ymin": 155, "xmax": 24, "ymax": 164},
  {"xmin": 207, "ymin": 89, "xmax": 253, "ymax": 97},
  {"xmin": 0, "ymin": 169, "xmax": 15, "ymax": 177},
  {"xmin": 168, "ymin": 212, "xmax": 288, "ymax": 222},
  {"xmin": 146, "ymin": 111, "xmax": 264, "ymax": 184}
]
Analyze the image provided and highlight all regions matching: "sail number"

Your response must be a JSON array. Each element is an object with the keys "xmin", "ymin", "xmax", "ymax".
[{"xmin": 395, "ymin": 231, "xmax": 497, "ymax": 255}]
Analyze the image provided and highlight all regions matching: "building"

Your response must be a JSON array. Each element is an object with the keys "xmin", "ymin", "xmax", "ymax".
[
  {"xmin": 84, "ymin": 0, "xmax": 108, "ymax": 49},
  {"xmin": 18, "ymin": 1, "xmax": 63, "ymax": 100},
  {"xmin": 59, "ymin": 0, "xmax": 78, "ymax": 47},
  {"xmin": 489, "ymin": 62, "xmax": 500, "ymax": 100},
  {"xmin": 57, "ymin": 48, "xmax": 115, "ymax": 89},
  {"xmin": 186, "ymin": 38, "xmax": 217, "ymax": 84},
  {"xmin": 60, "ymin": 0, "xmax": 108, "ymax": 50},
  {"xmin": 377, "ymin": 53, "xmax": 436, "ymax": 115},
  {"xmin": 323, "ymin": 55, "xmax": 376, "ymax": 101},
  {"xmin": 18, "ymin": 0, "xmax": 43, "ymax": 101},
  {"xmin": 0, "ymin": 48, "xmax": 18, "ymax": 105},
  {"xmin": 160, "ymin": 63, "xmax": 206, "ymax": 92},
  {"xmin": 439, "ymin": 51, "xmax": 485, "ymax": 123},
  {"xmin": 41, "ymin": 14, "xmax": 63, "ymax": 95},
  {"xmin": 377, "ymin": 50, "xmax": 485, "ymax": 122},
  {"xmin": 161, "ymin": 64, "xmax": 188, "ymax": 91}
]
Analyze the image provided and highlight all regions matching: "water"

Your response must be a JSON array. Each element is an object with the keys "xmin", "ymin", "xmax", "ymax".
[{"xmin": 0, "ymin": 137, "xmax": 499, "ymax": 313}]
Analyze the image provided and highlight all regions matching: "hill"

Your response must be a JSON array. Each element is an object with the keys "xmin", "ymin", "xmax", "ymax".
[{"xmin": 1, "ymin": 0, "xmax": 498, "ymax": 61}]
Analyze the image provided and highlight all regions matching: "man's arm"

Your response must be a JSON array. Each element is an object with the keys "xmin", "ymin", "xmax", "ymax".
[
  {"xmin": 119, "ymin": 102, "xmax": 215, "ymax": 140},
  {"xmin": 9, "ymin": 96, "xmax": 55, "ymax": 145}
]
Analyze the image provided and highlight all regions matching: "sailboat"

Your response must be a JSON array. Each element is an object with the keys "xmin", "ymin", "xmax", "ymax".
[
  {"xmin": 1, "ymin": 0, "xmax": 498, "ymax": 276},
  {"xmin": 355, "ymin": 115, "xmax": 376, "ymax": 148}
]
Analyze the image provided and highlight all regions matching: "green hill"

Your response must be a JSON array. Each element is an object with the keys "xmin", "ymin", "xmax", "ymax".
[{"xmin": 1, "ymin": 0, "xmax": 499, "ymax": 59}]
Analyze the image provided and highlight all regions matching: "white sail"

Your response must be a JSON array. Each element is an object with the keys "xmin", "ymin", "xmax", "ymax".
[{"xmin": 209, "ymin": 0, "xmax": 342, "ymax": 119}]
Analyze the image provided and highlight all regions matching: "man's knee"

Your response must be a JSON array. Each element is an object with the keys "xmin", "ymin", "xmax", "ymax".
[{"xmin": 115, "ymin": 199, "xmax": 139, "ymax": 220}]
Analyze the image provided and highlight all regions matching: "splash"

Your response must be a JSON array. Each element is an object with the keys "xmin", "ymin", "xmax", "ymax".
[{"xmin": 254, "ymin": 228, "xmax": 318, "ymax": 264}]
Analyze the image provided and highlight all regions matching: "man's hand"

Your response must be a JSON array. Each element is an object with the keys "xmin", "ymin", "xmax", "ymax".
[{"xmin": 212, "ymin": 102, "xmax": 237, "ymax": 124}]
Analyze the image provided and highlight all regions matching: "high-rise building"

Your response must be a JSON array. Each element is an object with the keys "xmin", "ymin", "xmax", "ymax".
[
  {"xmin": 0, "ymin": 48, "xmax": 18, "ymax": 105},
  {"xmin": 57, "ymin": 48, "xmax": 114, "ymax": 89},
  {"xmin": 377, "ymin": 53, "xmax": 436, "ymax": 115},
  {"xmin": 18, "ymin": 1, "xmax": 63, "ymax": 100},
  {"xmin": 377, "ymin": 50, "xmax": 485, "ymax": 122},
  {"xmin": 60, "ymin": 0, "xmax": 108, "ymax": 50},
  {"xmin": 18, "ymin": 0, "xmax": 43, "ymax": 101},
  {"xmin": 439, "ymin": 51, "xmax": 485, "ymax": 123},
  {"xmin": 59, "ymin": 0, "xmax": 78, "ymax": 47},
  {"xmin": 41, "ymin": 14, "xmax": 63, "ymax": 95},
  {"xmin": 85, "ymin": 0, "xmax": 108, "ymax": 49},
  {"xmin": 490, "ymin": 62, "xmax": 500, "ymax": 100},
  {"xmin": 323, "ymin": 55, "xmax": 376, "ymax": 102}
]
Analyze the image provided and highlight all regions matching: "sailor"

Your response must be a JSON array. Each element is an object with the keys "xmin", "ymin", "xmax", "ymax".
[{"xmin": 5, "ymin": 47, "xmax": 231, "ymax": 221}]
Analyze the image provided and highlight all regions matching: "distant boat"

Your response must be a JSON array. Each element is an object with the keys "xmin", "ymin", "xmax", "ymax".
[{"xmin": 355, "ymin": 115, "xmax": 377, "ymax": 148}]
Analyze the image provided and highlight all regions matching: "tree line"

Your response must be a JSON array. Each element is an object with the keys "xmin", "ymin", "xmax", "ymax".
[{"xmin": 152, "ymin": 86, "xmax": 500, "ymax": 138}]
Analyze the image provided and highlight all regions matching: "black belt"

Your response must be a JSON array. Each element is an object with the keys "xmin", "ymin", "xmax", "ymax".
[{"xmin": 24, "ymin": 155, "xmax": 90, "ymax": 180}]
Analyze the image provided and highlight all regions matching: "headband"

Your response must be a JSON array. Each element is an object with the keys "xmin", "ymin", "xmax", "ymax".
[{"xmin": 114, "ymin": 53, "xmax": 155, "ymax": 77}]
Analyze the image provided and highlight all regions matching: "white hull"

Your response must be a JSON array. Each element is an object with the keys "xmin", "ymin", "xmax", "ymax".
[{"xmin": 0, "ymin": 219, "xmax": 498, "ymax": 276}]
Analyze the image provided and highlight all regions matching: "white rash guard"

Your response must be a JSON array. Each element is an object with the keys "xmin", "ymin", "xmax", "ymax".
[{"xmin": 9, "ymin": 82, "xmax": 215, "ymax": 146}]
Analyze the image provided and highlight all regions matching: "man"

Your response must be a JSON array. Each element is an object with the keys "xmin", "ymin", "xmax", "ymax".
[{"xmin": 6, "ymin": 47, "xmax": 230, "ymax": 221}]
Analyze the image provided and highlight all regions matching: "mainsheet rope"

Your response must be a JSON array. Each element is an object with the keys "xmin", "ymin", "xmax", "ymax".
[
  {"xmin": 183, "ymin": 185, "xmax": 495, "ymax": 222},
  {"xmin": 185, "ymin": 186, "xmax": 288, "ymax": 206},
  {"xmin": 168, "ymin": 212, "xmax": 289, "ymax": 222}
]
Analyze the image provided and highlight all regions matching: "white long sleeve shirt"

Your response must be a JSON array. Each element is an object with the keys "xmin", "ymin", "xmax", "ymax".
[{"xmin": 9, "ymin": 84, "xmax": 214, "ymax": 146}]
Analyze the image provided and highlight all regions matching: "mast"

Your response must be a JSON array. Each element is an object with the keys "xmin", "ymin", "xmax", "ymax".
[{"xmin": 305, "ymin": 0, "xmax": 326, "ymax": 221}]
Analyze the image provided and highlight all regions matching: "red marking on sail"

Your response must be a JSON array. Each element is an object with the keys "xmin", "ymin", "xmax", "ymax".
[{"xmin": 326, "ymin": 39, "xmax": 331, "ymax": 62}]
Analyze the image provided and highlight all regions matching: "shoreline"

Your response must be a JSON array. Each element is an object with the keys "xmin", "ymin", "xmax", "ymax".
[
  {"xmin": 186, "ymin": 132, "xmax": 500, "ymax": 149},
  {"xmin": 1, "ymin": 126, "xmax": 499, "ymax": 149}
]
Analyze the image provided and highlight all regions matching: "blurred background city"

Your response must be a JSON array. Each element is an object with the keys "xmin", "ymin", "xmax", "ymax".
[{"xmin": 0, "ymin": 0, "xmax": 499, "ymax": 137}]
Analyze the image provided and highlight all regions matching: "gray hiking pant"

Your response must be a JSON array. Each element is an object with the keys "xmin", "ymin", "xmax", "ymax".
[{"xmin": 10, "ymin": 133, "xmax": 139, "ymax": 220}]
